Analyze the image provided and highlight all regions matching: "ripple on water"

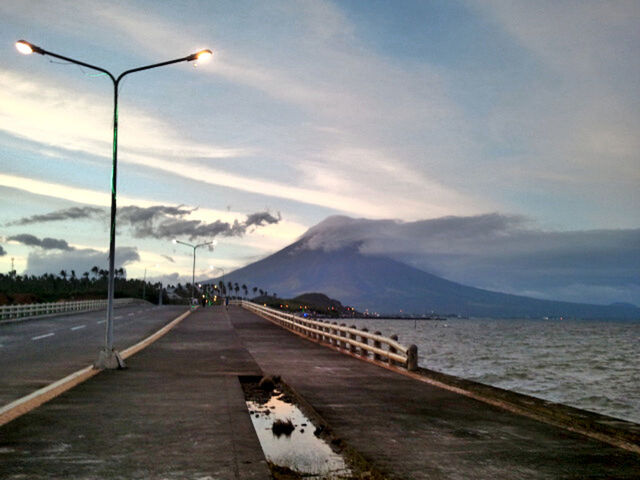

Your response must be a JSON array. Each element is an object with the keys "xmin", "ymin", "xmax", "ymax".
[{"xmin": 359, "ymin": 317, "xmax": 640, "ymax": 423}]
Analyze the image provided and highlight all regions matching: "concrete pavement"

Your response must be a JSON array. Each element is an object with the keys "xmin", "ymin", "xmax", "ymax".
[
  {"xmin": 0, "ymin": 307, "xmax": 270, "ymax": 480},
  {"xmin": 1, "ymin": 305, "xmax": 639, "ymax": 479},
  {"xmin": 230, "ymin": 306, "xmax": 640, "ymax": 479}
]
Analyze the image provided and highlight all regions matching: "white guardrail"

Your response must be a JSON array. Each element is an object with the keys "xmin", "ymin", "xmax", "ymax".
[
  {"xmin": 238, "ymin": 300, "xmax": 418, "ymax": 371},
  {"xmin": 0, "ymin": 298, "xmax": 138, "ymax": 322}
]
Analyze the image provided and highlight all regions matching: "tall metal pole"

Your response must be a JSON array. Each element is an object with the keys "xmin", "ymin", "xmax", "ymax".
[
  {"xmin": 105, "ymin": 78, "xmax": 119, "ymax": 359},
  {"xmin": 191, "ymin": 245, "xmax": 197, "ymax": 302},
  {"xmin": 142, "ymin": 268, "xmax": 147, "ymax": 302}
]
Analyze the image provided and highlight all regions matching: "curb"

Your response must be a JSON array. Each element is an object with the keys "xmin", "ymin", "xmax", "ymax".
[{"xmin": 0, "ymin": 309, "xmax": 191, "ymax": 427}]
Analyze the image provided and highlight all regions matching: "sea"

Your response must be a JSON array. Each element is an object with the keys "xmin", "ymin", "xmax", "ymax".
[{"xmin": 352, "ymin": 317, "xmax": 640, "ymax": 424}]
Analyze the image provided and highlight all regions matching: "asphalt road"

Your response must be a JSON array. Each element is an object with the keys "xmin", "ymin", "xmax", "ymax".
[{"xmin": 0, "ymin": 304, "xmax": 188, "ymax": 407}]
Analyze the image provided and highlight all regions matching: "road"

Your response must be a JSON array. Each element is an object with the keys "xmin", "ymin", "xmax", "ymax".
[{"xmin": 0, "ymin": 304, "xmax": 187, "ymax": 406}]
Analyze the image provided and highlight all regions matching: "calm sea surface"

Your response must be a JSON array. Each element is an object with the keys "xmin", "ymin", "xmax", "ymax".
[{"xmin": 353, "ymin": 318, "xmax": 640, "ymax": 424}]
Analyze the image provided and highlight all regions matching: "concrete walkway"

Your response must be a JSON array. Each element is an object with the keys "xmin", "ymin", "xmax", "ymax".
[
  {"xmin": 230, "ymin": 306, "xmax": 640, "ymax": 480},
  {"xmin": 1, "ymin": 305, "xmax": 639, "ymax": 479},
  {"xmin": 0, "ymin": 307, "xmax": 270, "ymax": 480}
]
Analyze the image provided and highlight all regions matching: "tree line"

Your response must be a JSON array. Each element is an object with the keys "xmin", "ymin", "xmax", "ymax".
[
  {"xmin": 0, "ymin": 268, "xmax": 275, "ymax": 306},
  {"xmin": 0, "ymin": 267, "xmax": 165, "ymax": 305}
]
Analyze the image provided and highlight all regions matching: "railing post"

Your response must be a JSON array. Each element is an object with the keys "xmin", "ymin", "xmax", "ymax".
[
  {"xmin": 407, "ymin": 344, "xmax": 418, "ymax": 371},
  {"xmin": 389, "ymin": 334, "xmax": 399, "ymax": 366},
  {"xmin": 361, "ymin": 328, "xmax": 369, "ymax": 358},
  {"xmin": 339, "ymin": 323, "xmax": 346, "ymax": 349},
  {"xmin": 331, "ymin": 322, "xmax": 338, "ymax": 346},
  {"xmin": 374, "ymin": 331, "xmax": 382, "ymax": 361},
  {"xmin": 349, "ymin": 325, "xmax": 357, "ymax": 353}
]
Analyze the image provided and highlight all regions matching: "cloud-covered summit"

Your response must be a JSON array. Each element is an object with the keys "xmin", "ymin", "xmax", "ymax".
[{"xmin": 298, "ymin": 215, "xmax": 640, "ymax": 305}]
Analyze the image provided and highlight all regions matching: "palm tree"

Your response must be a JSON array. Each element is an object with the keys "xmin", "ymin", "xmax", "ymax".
[
  {"xmin": 252, "ymin": 286, "xmax": 258, "ymax": 296},
  {"xmin": 91, "ymin": 266, "xmax": 99, "ymax": 278},
  {"xmin": 59, "ymin": 270, "xmax": 67, "ymax": 280},
  {"xmin": 242, "ymin": 284, "xmax": 248, "ymax": 298}
]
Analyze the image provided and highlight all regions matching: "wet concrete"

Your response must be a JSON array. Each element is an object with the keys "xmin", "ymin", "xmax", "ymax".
[
  {"xmin": 0, "ymin": 308, "xmax": 270, "ymax": 479},
  {"xmin": 230, "ymin": 306, "xmax": 640, "ymax": 479},
  {"xmin": 243, "ymin": 380, "xmax": 352, "ymax": 478},
  {"xmin": 1, "ymin": 305, "xmax": 639, "ymax": 479}
]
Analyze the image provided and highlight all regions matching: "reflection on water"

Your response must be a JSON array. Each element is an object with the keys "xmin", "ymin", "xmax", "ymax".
[{"xmin": 247, "ymin": 391, "xmax": 352, "ymax": 479}]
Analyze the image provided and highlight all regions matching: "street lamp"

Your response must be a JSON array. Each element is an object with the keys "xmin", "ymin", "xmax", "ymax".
[
  {"xmin": 16, "ymin": 40, "xmax": 212, "ymax": 370},
  {"xmin": 173, "ymin": 239, "xmax": 216, "ymax": 304}
]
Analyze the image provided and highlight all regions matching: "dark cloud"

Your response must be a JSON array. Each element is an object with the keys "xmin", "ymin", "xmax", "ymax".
[
  {"xmin": 8, "ymin": 234, "xmax": 73, "ymax": 251},
  {"xmin": 0, "ymin": 245, "xmax": 6, "ymax": 256},
  {"xmin": 9, "ymin": 205, "xmax": 283, "ymax": 242},
  {"xmin": 26, "ymin": 247, "xmax": 140, "ymax": 276},
  {"xmin": 301, "ymin": 215, "xmax": 640, "ymax": 305},
  {"xmin": 116, "ymin": 205, "xmax": 281, "ymax": 241},
  {"xmin": 245, "ymin": 211, "xmax": 281, "ymax": 228},
  {"xmin": 161, "ymin": 254, "xmax": 175, "ymax": 263},
  {"xmin": 6, "ymin": 206, "xmax": 105, "ymax": 226},
  {"xmin": 117, "ymin": 205, "xmax": 195, "ymax": 238}
]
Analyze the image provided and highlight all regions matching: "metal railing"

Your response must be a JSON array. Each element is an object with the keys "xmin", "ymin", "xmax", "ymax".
[
  {"xmin": 238, "ymin": 300, "xmax": 418, "ymax": 371},
  {"xmin": 0, "ymin": 298, "xmax": 138, "ymax": 321}
]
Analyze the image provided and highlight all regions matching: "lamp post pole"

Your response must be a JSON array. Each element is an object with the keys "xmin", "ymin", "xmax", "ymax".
[
  {"xmin": 16, "ymin": 40, "xmax": 212, "ymax": 369},
  {"xmin": 142, "ymin": 268, "xmax": 147, "ymax": 302},
  {"xmin": 173, "ymin": 239, "xmax": 214, "ymax": 305}
]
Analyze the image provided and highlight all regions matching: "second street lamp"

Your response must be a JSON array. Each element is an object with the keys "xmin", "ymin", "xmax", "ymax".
[
  {"xmin": 16, "ymin": 40, "xmax": 212, "ymax": 369},
  {"xmin": 173, "ymin": 239, "xmax": 215, "ymax": 305}
]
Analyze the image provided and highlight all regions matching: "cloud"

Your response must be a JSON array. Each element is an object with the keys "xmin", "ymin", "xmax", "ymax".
[
  {"xmin": 117, "ymin": 205, "xmax": 282, "ymax": 241},
  {"xmin": 6, "ymin": 206, "xmax": 105, "ymax": 226},
  {"xmin": 26, "ymin": 246, "xmax": 140, "ymax": 276},
  {"xmin": 0, "ymin": 245, "xmax": 6, "ymax": 256},
  {"xmin": 244, "ymin": 211, "xmax": 281, "ymax": 228},
  {"xmin": 117, "ymin": 205, "xmax": 196, "ymax": 238},
  {"xmin": 7, "ymin": 234, "xmax": 73, "ymax": 251},
  {"xmin": 161, "ymin": 254, "xmax": 175, "ymax": 263},
  {"xmin": 300, "ymin": 215, "xmax": 640, "ymax": 305}
]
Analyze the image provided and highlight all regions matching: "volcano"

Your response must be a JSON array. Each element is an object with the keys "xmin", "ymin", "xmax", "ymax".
[{"xmin": 208, "ymin": 234, "xmax": 639, "ymax": 319}]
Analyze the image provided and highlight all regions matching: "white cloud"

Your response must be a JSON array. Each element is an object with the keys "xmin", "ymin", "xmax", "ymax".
[
  {"xmin": 26, "ymin": 246, "xmax": 140, "ymax": 276},
  {"xmin": 0, "ymin": 69, "xmax": 246, "ymax": 162},
  {"xmin": 473, "ymin": 1, "xmax": 640, "ymax": 185}
]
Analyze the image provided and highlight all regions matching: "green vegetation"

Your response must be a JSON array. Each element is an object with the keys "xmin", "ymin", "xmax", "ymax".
[{"xmin": 0, "ymin": 267, "xmax": 175, "ymax": 305}]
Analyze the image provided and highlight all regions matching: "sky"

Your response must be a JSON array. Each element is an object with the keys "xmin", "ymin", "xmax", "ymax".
[{"xmin": 0, "ymin": 1, "xmax": 638, "ymax": 304}]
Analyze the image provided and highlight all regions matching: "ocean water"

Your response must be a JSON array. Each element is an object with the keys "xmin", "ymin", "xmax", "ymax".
[{"xmin": 352, "ymin": 318, "xmax": 640, "ymax": 424}]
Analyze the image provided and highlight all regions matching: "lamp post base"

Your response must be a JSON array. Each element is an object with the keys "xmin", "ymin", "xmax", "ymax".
[{"xmin": 94, "ymin": 348, "xmax": 126, "ymax": 370}]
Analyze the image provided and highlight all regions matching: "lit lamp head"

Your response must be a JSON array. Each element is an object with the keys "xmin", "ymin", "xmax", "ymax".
[
  {"xmin": 195, "ymin": 49, "xmax": 213, "ymax": 62},
  {"xmin": 172, "ymin": 239, "xmax": 177, "ymax": 244},
  {"xmin": 188, "ymin": 49, "xmax": 213, "ymax": 63},
  {"xmin": 15, "ymin": 40, "xmax": 44, "ymax": 55}
]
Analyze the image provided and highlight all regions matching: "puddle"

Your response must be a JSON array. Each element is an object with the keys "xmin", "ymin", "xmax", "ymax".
[{"xmin": 242, "ymin": 377, "xmax": 354, "ymax": 479}]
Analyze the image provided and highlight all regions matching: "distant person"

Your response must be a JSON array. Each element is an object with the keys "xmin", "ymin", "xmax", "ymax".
[{"xmin": 225, "ymin": 296, "xmax": 229, "ymax": 310}]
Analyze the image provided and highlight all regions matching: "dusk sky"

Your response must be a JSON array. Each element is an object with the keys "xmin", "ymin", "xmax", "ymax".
[{"xmin": 1, "ymin": 1, "xmax": 638, "ymax": 303}]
